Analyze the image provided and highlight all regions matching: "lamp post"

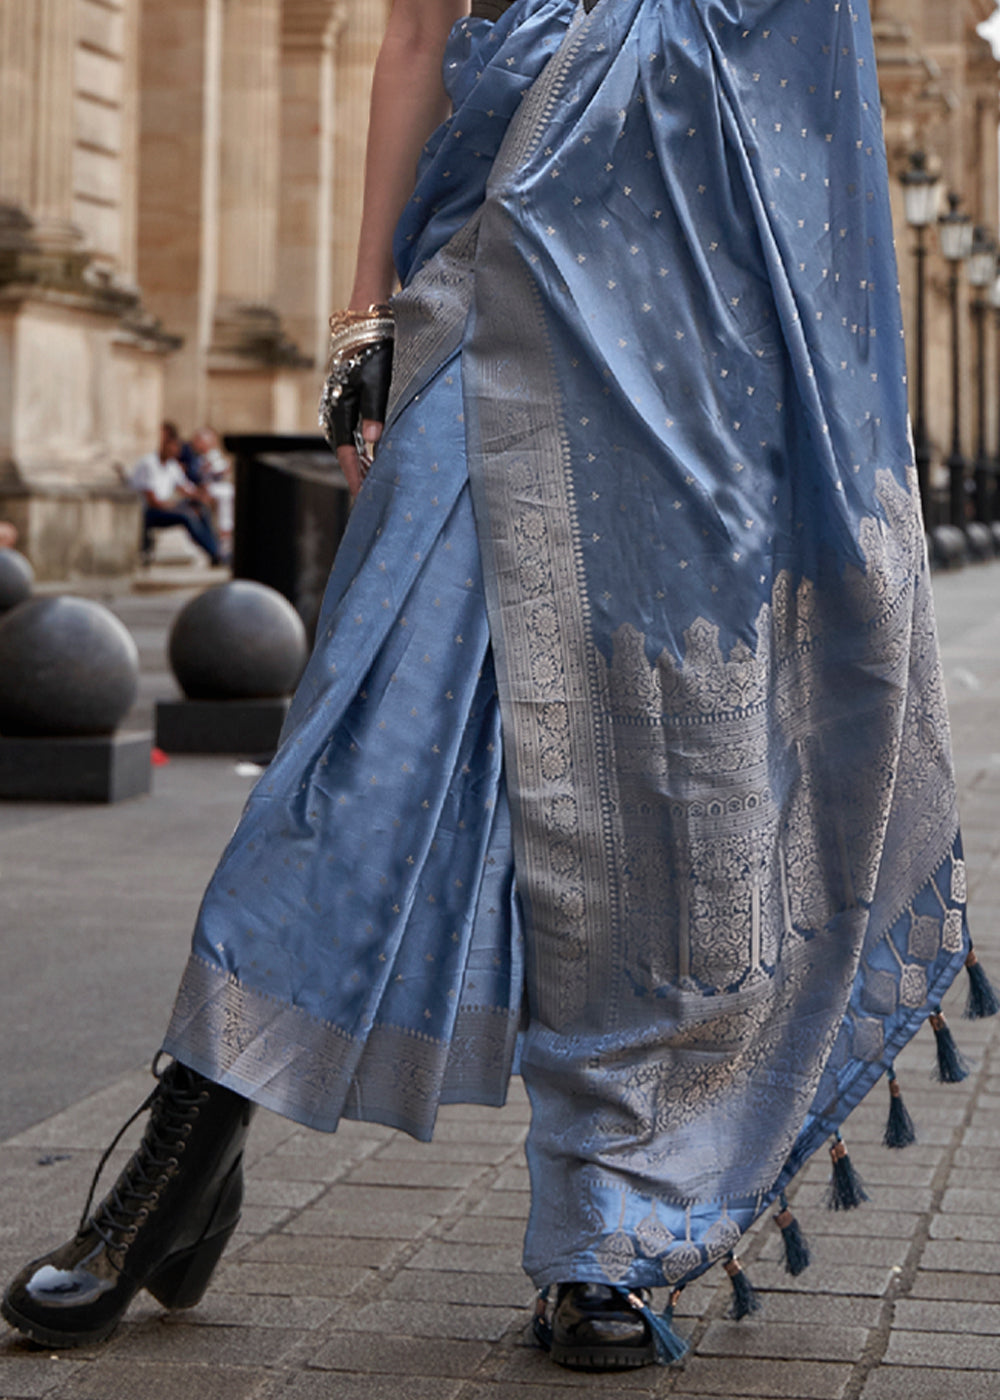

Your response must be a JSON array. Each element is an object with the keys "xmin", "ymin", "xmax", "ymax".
[
  {"xmin": 968, "ymin": 227, "xmax": 997, "ymax": 525},
  {"xmin": 899, "ymin": 151, "xmax": 941, "ymax": 525},
  {"xmin": 939, "ymin": 193, "xmax": 975, "ymax": 530}
]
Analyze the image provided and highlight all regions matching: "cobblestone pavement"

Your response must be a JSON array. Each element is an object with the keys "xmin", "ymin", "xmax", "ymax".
[{"xmin": 1, "ymin": 562, "xmax": 999, "ymax": 1400}]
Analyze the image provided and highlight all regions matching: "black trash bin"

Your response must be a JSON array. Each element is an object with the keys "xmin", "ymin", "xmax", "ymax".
[{"xmin": 225, "ymin": 434, "xmax": 351, "ymax": 641}]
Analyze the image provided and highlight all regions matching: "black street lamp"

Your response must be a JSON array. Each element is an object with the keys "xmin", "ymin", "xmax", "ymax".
[
  {"xmin": 899, "ymin": 151, "xmax": 941, "ymax": 525},
  {"xmin": 968, "ymin": 227, "xmax": 997, "ymax": 526},
  {"xmin": 939, "ymin": 193, "xmax": 975, "ymax": 530}
]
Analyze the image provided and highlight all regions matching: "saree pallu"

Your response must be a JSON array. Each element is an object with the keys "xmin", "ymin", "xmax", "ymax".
[{"xmin": 164, "ymin": 0, "xmax": 969, "ymax": 1291}]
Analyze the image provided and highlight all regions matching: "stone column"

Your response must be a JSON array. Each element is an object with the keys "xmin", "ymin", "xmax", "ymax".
[
  {"xmin": 0, "ymin": 0, "xmax": 84, "ymax": 267},
  {"xmin": 330, "ymin": 0, "xmax": 388, "ymax": 308},
  {"xmin": 277, "ymin": 2, "xmax": 343, "ymax": 374},
  {"xmin": 216, "ymin": 0, "xmax": 280, "ymax": 311},
  {"xmin": 137, "ymin": 0, "xmax": 222, "ymax": 428},
  {"xmin": 207, "ymin": 0, "xmax": 310, "ymax": 430}
]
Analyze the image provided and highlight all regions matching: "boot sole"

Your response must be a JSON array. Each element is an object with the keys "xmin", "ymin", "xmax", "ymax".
[
  {"xmin": 549, "ymin": 1341, "xmax": 657, "ymax": 1370},
  {"xmin": 0, "ymin": 1221, "xmax": 238, "ymax": 1350},
  {"xmin": 0, "ymin": 1293, "xmax": 122, "ymax": 1350}
]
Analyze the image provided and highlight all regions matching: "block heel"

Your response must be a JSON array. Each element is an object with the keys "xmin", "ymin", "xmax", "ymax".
[{"xmin": 146, "ymin": 1221, "xmax": 237, "ymax": 1309}]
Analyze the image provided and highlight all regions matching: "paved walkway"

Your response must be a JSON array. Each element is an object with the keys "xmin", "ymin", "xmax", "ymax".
[{"xmin": 1, "ymin": 563, "xmax": 999, "ymax": 1400}]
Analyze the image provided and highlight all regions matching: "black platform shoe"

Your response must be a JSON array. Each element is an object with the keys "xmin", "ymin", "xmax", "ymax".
[
  {"xmin": 2, "ymin": 1060, "xmax": 254, "ymax": 1349},
  {"xmin": 548, "ymin": 1282, "xmax": 658, "ymax": 1370}
]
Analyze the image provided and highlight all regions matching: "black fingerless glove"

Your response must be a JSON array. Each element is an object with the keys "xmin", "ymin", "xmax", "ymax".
[
  {"xmin": 318, "ymin": 305, "xmax": 395, "ymax": 455},
  {"xmin": 320, "ymin": 340, "xmax": 394, "ymax": 451}
]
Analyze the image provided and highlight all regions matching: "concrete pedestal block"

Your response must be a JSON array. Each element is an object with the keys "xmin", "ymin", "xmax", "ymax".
[
  {"xmin": 966, "ymin": 521, "xmax": 995, "ymax": 561},
  {"xmin": 930, "ymin": 525, "xmax": 967, "ymax": 570},
  {"xmin": 0, "ymin": 731, "xmax": 152, "ymax": 802},
  {"xmin": 155, "ymin": 698, "xmax": 289, "ymax": 756}
]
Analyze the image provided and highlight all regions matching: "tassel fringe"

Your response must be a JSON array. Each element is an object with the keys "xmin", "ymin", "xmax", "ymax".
[
  {"xmin": 724, "ymin": 1254, "xmax": 762, "ymax": 1319},
  {"xmin": 930, "ymin": 1009, "xmax": 970, "ymax": 1083},
  {"xmin": 964, "ymin": 949, "xmax": 1000, "ymax": 1020},
  {"xmin": 825, "ymin": 1134, "xmax": 869, "ymax": 1210},
  {"xmin": 625, "ymin": 1288, "xmax": 689, "ymax": 1363},
  {"xmin": 774, "ymin": 1193, "xmax": 811, "ymax": 1275},
  {"xmin": 883, "ymin": 1068, "xmax": 917, "ymax": 1149}
]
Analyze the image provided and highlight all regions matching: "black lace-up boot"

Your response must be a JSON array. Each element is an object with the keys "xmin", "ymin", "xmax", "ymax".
[{"xmin": 2, "ymin": 1060, "xmax": 254, "ymax": 1348}]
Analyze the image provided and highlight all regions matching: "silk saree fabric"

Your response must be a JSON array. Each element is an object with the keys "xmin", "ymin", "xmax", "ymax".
[{"xmin": 164, "ymin": 0, "xmax": 969, "ymax": 1291}]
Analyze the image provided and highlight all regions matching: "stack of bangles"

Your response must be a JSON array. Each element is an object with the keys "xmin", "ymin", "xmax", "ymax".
[{"xmin": 318, "ymin": 303, "xmax": 395, "ymax": 473}]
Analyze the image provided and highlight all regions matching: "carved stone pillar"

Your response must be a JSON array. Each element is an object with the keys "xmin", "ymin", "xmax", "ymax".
[
  {"xmin": 208, "ymin": 0, "xmax": 309, "ymax": 429},
  {"xmin": 217, "ymin": 0, "xmax": 280, "ymax": 312},
  {"xmin": 0, "ymin": 0, "xmax": 84, "ymax": 271},
  {"xmin": 137, "ymin": 0, "xmax": 222, "ymax": 428},
  {"xmin": 278, "ymin": 2, "xmax": 344, "ymax": 373},
  {"xmin": 331, "ymin": 0, "xmax": 389, "ymax": 307}
]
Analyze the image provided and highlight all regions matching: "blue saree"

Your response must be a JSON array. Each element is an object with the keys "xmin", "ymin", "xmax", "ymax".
[{"xmin": 164, "ymin": 0, "xmax": 969, "ymax": 1292}]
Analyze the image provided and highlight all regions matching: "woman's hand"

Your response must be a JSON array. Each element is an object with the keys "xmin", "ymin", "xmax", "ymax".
[
  {"xmin": 337, "ymin": 423, "xmax": 382, "ymax": 501},
  {"xmin": 326, "ymin": 340, "xmax": 395, "ymax": 497},
  {"xmin": 320, "ymin": 312, "xmax": 395, "ymax": 497}
]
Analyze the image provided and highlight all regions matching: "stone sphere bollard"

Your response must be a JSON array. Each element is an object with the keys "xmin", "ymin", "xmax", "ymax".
[
  {"xmin": 0, "ymin": 548, "xmax": 34, "ymax": 613},
  {"xmin": 0, "ymin": 596, "xmax": 140, "ymax": 737},
  {"xmin": 169, "ymin": 580, "xmax": 308, "ymax": 701}
]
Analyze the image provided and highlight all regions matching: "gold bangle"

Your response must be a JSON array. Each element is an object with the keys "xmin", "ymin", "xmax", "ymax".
[
  {"xmin": 327, "ymin": 304, "xmax": 395, "ymax": 363},
  {"xmin": 328, "ymin": 303, "xmax": 393, "ymax": 333}
]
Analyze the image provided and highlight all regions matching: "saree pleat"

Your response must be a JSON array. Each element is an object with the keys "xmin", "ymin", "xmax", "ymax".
[
  {"xmin": 164, "ymin": 363, "xmax": 523, "ymax": 1138},
  {"xmin": 165, "ymin": 0, "xmax": 970, "ymax": 1290}
]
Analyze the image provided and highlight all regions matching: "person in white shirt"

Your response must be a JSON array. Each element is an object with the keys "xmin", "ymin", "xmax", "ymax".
[
  {"xmin": 129, "ymin": 422, "xmax": 223, "ymax": 565},
  {"xmin": 189, "ymin": 428, "xmax": 235, "ymax": 554}
]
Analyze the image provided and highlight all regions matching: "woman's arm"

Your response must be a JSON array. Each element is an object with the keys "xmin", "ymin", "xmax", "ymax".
[
  {"xmin": 349, "ymin": 0, "xmax": 470, "ymax": 311},
  {"xmin": 336, "ymin": 0, "xmax": 469, "ymax": 493}
]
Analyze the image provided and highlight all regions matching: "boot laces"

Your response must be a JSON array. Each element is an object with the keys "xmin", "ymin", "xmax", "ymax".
[{"xmin": 80, "ymin": 1059, "xmax": 209, "ymax": 1250}]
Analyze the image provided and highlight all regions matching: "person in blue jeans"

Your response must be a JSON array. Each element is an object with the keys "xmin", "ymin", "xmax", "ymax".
[{"xmin": 130, "ymin": 421, "xmax": 222, "ymax": 566}]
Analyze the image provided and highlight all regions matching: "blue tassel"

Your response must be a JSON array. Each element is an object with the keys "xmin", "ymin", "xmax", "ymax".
[
  {"xmin": 964, "ymin": 950, "xmax": 1000, "ymax": 1020},
  {"xmin": 883, "ymin": 1068, "xmax": 917, "ymax": 1149},
  {"xmin": 624, "ymin": 1288, "xmax": 689, "ymax": 1363},
  {"xmin": 825, "ymin": 1134, "xmax": 869, "ymax": 1210},
  {"xmin": 930, "ymin": 1009, "xmax": 970, "ymax": 1083},
  {"xmin": 533, "ymin": 1286, "xmax": 552, "ymax": 1351},
  {"xmin": 724, "ymin": 1254, "xmax": 762, "ymax": 1319},
  {"xmin": 774, "ymin": 1193, "xmax": 811, "ymax": 1275}
]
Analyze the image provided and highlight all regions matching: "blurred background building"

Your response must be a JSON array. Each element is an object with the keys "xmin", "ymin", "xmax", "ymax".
[
  {"xmin": 0, "ymin": 0, "xmax": 387, "ymax": 577},
  {"xmin": 877, "ymin": 1, "xmax": 1000, "ymax": 531},
  {"xmin": 0, "ymin": 1, "xmax": 998, "ymax": 578}
]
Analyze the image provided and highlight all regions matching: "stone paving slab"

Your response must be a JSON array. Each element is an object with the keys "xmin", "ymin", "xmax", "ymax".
[
  {"xmin": 1, "ymin": 558, "xmax": 1000, "ymax": 1400},
  {"xmin": 671, "ymin": 1356, "xmax": 853, "ymax": 1397},
  {"xmin": 860, "ymin": 1370, "xmax": 1000, "ymax": 1400},
  {"xmin": 280, "ymin": 1378, "xmax": 467, "ymax": 1400}
]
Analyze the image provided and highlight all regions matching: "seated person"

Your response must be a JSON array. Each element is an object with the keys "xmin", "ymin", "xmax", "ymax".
[
  {"xmin": 129, "ymin": 422, "xmax": 223, "ymax": 566},
  {"xmin": 189, "ymin": 428, "xmax": 235, "ymax": 556}
]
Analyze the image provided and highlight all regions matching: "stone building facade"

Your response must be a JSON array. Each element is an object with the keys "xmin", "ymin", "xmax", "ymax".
[
  {"xmin": 0, "ymin": 1, "xmax": 997, "ymax": 576},
  {"xmin": 875, "ymin": 1, "xmax": 1000, "ymax": 511},
  {"xmin": 0, "ymin": 0, "xmax": 387, "ymax": 577}
]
